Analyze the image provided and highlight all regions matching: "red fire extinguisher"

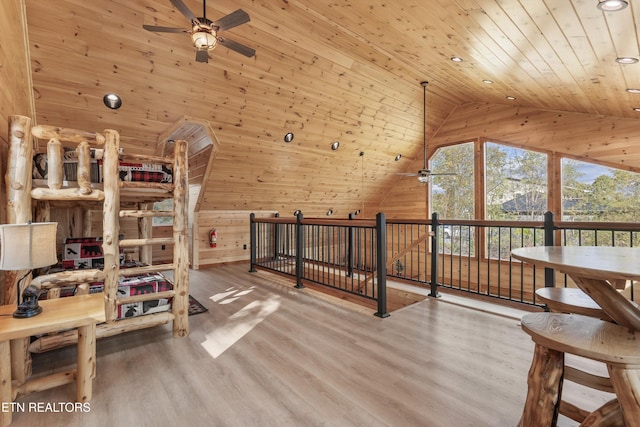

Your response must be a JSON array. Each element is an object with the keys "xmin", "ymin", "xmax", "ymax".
[{"xmin": 209, "ymin": 228, "xmax": 218, "ymax": 248}]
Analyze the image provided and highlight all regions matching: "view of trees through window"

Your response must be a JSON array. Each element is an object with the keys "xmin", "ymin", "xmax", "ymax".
[
  {"xmin": 562, "ymin": 158, "xmax": 640, "ymax": 222},
  {"xmin": 562, "ymin": 158, "xmax": 640, "ymax": 247},
  {"xmin": 430, "ymin": 142, "xmax": 475, "ymax": 219},
  {"xmin": 428, "ymin": 140, "xmax": 639, "ymax": 257},
  {"xmin": 485, "ymin": 142, "xmax": 547, "ymax": 221},
  {"xmin": 152, "ymin": 199, "xmax": 174, "ymax": 226}
]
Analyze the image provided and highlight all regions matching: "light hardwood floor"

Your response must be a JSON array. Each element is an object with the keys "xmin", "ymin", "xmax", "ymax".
[{"xmin": 10, "ymin": 263, "xmax": 611, "ymax": 427}]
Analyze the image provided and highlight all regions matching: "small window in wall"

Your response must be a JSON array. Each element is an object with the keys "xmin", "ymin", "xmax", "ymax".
[
  {"xmin": 152, "ymin": 199, "xmax": 173, "ymax": 226},
  {"xmin": 485, "ymin": 142, "xmax": 547, "ymax": 221},
  {"xmin": 430, "ymin": 142, "xmax": 475, "ymax": 219}
]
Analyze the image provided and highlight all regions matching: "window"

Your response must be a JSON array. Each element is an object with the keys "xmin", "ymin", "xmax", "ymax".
[
  {"xmin": 430, "ymin": 142, "xmax": 475, "ymax": 219},
  {"xmin": 562, "ymin": 158, "xmax": 640, "ymax": 222},
  {"xmin": 152, "ymin": 199, "xmax": 174, "ymax": 226},
  {"xmin": 485, "ymin": 142, "xmax": 547, "ymax": 221}
]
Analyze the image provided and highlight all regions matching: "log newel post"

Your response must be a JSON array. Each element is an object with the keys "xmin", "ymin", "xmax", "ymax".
[
  {"xmin": 249, "ymin": 213, "xmax": 257, "ymax": 272},
  {"xmin": 295, "ymin": 212, "xmax": 305, "ymax": 288},
  {"xmin": 544, "ymin": 211, "xmax": 555, "ymax": 288},
  {"xmin": 346, "ymin": 212, "xmax": 355, "ymax": 277},
  {"xmin": 430, "ymin": 212, "xmax": 441, "ymax": 298},
  {"xmin": 374, "ymin": 212, "xmax": 390, "ymax": 318}
]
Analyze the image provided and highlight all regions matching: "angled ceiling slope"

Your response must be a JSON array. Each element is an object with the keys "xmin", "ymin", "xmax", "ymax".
[{"xmin": 157, "ymin": 116, "xmax": 220, "ymax": 212}]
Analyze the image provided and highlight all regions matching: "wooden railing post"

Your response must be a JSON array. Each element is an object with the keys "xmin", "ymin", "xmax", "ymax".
[
  {"xmin": 544, "ymin": 211, "xmax": 555, "ymax": 288},
  {"xmin": 375, "ymin": 212, "xmax": 390, "ymax": 318},
  {"xmin": 295, "ymin": 212, "xmax": 305, "ymax": 288},
  {"xmin": 430, "ymin": 212, "xmax": 441, "ymax": 298},
  {"xmin": 249, "ymin": 213, "xmax": 257, "ymax": 272}
]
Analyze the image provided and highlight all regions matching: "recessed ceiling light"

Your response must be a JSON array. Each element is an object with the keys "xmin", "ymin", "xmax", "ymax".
[
  {"xmin": 482, "ymin": 79, "xmax": 494, "ymax": 84},
  {"xmin": 395, "ymin": 154, "xmax": 402, "ymax": 161},
  {"xmin": 451, "ymin": 56, "xmax": 463, "ymax": 63},
  {"xmin": 284, "ymin": 132, "xmax": 294, "ymax": 143},
  {"xmin": 103, "ymin": 93, "xmax": 122, "ymax": 110},
  {"xmin": 326, "ymin": 209, "xmax": 333, "ymax": 216},
  {"xmin": 331, "ymin": 141, "xmax": 340, "ymax": 150},
  {"xmin": 627, "ymin": 88, "xmax": 640, "ymax": 94},
  {"xmin": 506, "ymin": 96, "xmax": 517, "ymax": 100},
  {"xmin": 616, "ymin": 57, "xmax": 639, "ymax": 64},
  {"xmin": 596, "ymin": 0, "xmax": 628, "ymax": 11}
]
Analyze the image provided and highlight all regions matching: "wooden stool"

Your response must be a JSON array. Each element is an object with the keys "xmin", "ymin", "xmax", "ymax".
[
  {"xmin": 518, "ymin": 312, "xmax": 640, "ymax": 427},
  {"xmin": 534, "ymin": 287, "xmax": 640, "ymax": 422}
]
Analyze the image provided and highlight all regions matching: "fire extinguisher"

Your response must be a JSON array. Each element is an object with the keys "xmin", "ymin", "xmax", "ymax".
[{"xmin": 209, "ymin": 228, "xmax": 218, "ymax": 248}]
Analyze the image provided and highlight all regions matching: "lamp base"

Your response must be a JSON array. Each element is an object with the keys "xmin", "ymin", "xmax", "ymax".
[
  {"xmin": 13, "ymin": 284, "xmax": 43, "ymax": 318},
  {"xmin": 13, "ymin": 304, "xmax": 42, "ymax": 318}
]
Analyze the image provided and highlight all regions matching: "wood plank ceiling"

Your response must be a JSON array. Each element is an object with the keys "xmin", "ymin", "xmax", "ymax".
[{"xmin": 23, "ymin": 0, "xmax": 640, "ymax": 217}]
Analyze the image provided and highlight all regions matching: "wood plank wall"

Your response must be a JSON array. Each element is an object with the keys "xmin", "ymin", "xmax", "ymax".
[{"xmin": 193, "ymin": 210, "xmax": 277, "ymax": 269}]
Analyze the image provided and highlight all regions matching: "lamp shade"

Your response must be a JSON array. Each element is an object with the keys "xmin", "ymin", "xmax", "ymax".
[{"xmin": 0, "ymin": 222, "xmax": 58, "ymax": 270}]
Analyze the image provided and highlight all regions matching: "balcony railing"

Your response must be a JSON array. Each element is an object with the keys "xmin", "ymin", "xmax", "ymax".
[
  {"xmin": 250, "ymin": 212, "xmax": 390, "ymax": 317},
  {"xmin": 250, "ymin": 212, "xmax": 639, "ymax": 316}
]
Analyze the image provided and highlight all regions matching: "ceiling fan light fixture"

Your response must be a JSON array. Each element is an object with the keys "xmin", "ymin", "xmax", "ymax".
[
  {"xmin": 418, "ymin": 175, "xmax": 430, "ymax": 184},
  {"xmin": 192, "ymin": 30, "xmax": 217, "ymax": 49},
  {"xmin": 596, "ymin": 0, "xmax": 628, "ymax": 11}
]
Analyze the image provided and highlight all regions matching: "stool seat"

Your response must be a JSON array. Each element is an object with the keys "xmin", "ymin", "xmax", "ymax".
[
  {"xmin": 536, "ymin": 287, "xmax": 609, "ymax": 319},
  {"xmin": 519, "ymin": 312, "xmax": 640, "ymax": 427},
  {"xmin": 521, "ymin": 312, "xmax": 640, "ymax": 366}
]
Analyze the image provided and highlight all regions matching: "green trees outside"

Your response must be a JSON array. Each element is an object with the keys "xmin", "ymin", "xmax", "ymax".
[
  {"xmin": 430, "ymin": 142, "xmax": 475, "ymax": 219},
  {"xmin": 429, "ymin": 141, "xmax": 640, "ymax": 257}
]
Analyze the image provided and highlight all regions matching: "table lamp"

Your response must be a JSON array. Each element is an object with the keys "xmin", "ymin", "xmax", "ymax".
[{"xmin": 0, "ymin": 222, "xmax": 58, "ymax": 318}]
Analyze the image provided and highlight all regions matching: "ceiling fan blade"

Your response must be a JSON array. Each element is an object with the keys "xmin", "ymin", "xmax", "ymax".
[
  {"xmin": 395, "ymin": 172, "xmax": 419, "ymax": 177},
  {"xmin": 170, "ymin": 0, "xmax": 198, "ymax": 23},
  {"xmin": 143, "ymin": 25, "xmax": 189, "ymax": 33},
  {"xmin": 430, "ymin": 173, "xmax": 458, "ymax": 176},
  {"xmin": 213, "ymin": 9, "xmax": 250, "ymax": 31},
  {"xmin": 218, "ymin": 36, "xmax": 256, "ymax": 57},
  {"xmin": 195, "ymin": 48, "xmax": 209, "ymax": 63}
]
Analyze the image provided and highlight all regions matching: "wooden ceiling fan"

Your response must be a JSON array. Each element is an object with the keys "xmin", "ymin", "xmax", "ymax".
[
  {"xmin": 397, "ymin": 81, "xmax": 456, "ymax": 183},
  {"xmin": 143, "ymin": 0, "xmax": 255, "ymax": 63}
]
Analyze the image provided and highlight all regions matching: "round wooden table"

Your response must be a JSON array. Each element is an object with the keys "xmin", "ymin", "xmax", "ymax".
[{"xmin": 511, "ymin": 246, "xmax": 640, "ymax": 331}]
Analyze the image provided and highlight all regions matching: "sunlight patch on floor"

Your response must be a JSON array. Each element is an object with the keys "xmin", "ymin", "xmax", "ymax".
[{"xmin": 201, "ymin": 289, "xmax": 280, "ymax": 359}]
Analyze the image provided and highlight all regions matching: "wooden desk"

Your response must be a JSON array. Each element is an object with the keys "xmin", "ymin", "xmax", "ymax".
[
  {"xmin": 512, "ymin": 246, "xmax": 640, "ymax": 427},
  {"xmin": 0, "ymin": 293, "xmax": 105, "ymax": 427}
]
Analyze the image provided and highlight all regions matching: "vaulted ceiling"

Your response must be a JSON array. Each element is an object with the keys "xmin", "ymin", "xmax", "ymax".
[{"xmin": 23, "ymin": 0, "xmax": 640, "ymax": 217}]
